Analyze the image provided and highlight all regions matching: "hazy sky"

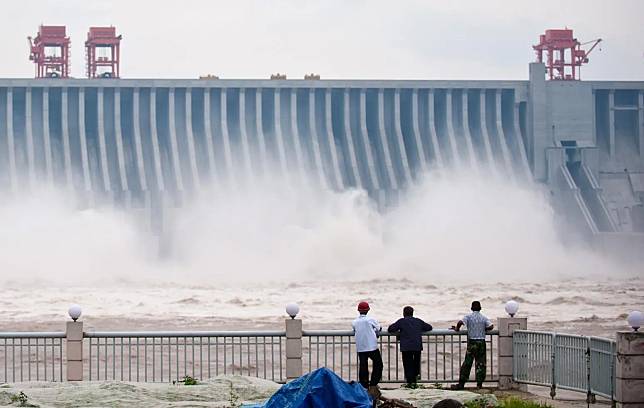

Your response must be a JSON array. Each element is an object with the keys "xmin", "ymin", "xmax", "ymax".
[{"xmin": 2, "ymin": 0, "xmax": 643, "ymax": 80}]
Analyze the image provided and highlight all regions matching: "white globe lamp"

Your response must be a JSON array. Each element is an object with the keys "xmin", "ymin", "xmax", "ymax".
[
  {"xmin": 68, "ymin": 304, "xmax": 82, "ymax": 322},
  {"xmin": 286, "ymin": 303, "xmax": 300, "ymax": 319},
  {"xmin": 505, "ymin": 300, "xmax": 519, "ymax": 317},
  {"xmin": 627, "ymin": 310, "xmax": 643, "ymax": 332}
]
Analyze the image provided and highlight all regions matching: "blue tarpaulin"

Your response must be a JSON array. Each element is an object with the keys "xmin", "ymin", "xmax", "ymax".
[{"xmin": 245, "ymin": 367, "xmax": 372, "ymax": 408}]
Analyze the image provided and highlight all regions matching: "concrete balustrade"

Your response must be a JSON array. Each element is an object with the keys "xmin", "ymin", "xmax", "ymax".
[
  {"xmin": 285, "ymin": 318, "xmax": 303, "ymax": 381},
  {"xmin": 66, "ymin": 321, "xmax": 83, "ymax": 381},
  {"xmin": 615, "ymin": 331, "xmax": 644, "ymax": 407},
  {"xmin": 497, "ymin": 317, "xmax": 528, "ymax": 390}
]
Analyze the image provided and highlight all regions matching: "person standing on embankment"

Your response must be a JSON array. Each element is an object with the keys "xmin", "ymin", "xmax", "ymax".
[
  {"xmin": 352, "ymin": 301, "xmax": 383, "ymax": 394},
  {"xmin": 387, "ymin": 306, "xmax": 433, "ymax": 388},
  {"xmin": 450, "ymin": 301, "xmax": 494, "ymax": 390}
]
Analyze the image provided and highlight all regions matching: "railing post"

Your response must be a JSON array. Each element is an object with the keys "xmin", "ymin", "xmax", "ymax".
[
  {"xmin": 66, "ymin": 320, "xmax": 84, "ymax": 381},
  {"xmin": 615, "ymin": 331, "xmax": 644, "ymax": 407},
  {"xmin": 285, "ymin": 318, "xmax": 303, "ymax": 381},
  {"xmin": 498, "ymin": 316, "xmax": 527, "ymax": 390}
]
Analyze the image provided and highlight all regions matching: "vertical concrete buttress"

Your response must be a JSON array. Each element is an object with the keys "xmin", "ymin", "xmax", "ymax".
[
  {"xmin": 479, "ymin": 90, "xmax": 498, "ymax": 176},
  {"xmin": 325, "ymin": 88, "xmax": 344, "ymax": 189},
  {"xmin": 308, "ymin": 89, "xmax": 328, "ymax": 188},
  {"xmin": 184, "ymin": 88, "xmax": 200, "ymax": 189},
  {"xmin": 255, "ymin": 88, "xmax": 269, "ymax": 178},
  {"xmin": 393, "ymin": 89, "xmax": 412, "ymax": 184},
  {"xmin": 494, "ymin": 89, "xmax": 514, "ymax": 179},
  {"xmin": 149, "ymin": 88, "xmax": 165, "ymax": 191},
  {"xmin": 97, "ymin": 88, "xmax": 111, "ymax": 192},
  {"xmin": 203, "ymin": 89, "xmax": 218, "ymax": 185},
  {"xmin": 496, "ymin": 89, "xmax": 516, "ymax": 181},
  {"xmin": 608, "ymin": 90, "xmax": 616, "ymax": 157},
  {"xmin": 238, "ymin": 89, "xmax": 254, "ymax": 180},
  {"xmin": 377, "ymin": 89, "xmax": 398, "ymax": 189},
  {"xmin": 528, "ymin": 62, "xmax": 548, "ymax": 180},
  {"xmin": 427, "ymin": 89, "xmax": 444, "ymax": 169},
  {"xmin": 445, "ymin": 89, "xmax": 461, "ymax": 167},
  {"xmin": 6, "ymin": 88, "xmax": 17, "ymax": 191},
  {"xmin": 25, "ymin": 88, "xmax": 36, "ymax": 187},
  {"xmin": 220, "ymin": 88, "xmax": 235, "ymax": 187},
  {"xmin": 513, "ymin": 101, "xmax": 532, "ymax": 179},
  {"xmin": 461, "ymin": 90, "xmax": 479, "ymax": 172},
  {"xmin": 273, "ymin": 89, "xmax": 290, "ymax": 180},
  {"xmin": 289, "ymin": 89, "xmax": 306, "ymax": 182},
  {"xmin": 359, "ymin": 89, "xmax": 379, "ymax": 190},
  {"xmin": 238, "ymin": 88, "xmax": 254, "ymax": 181},
  {"xmin": 61, "ymin": 88, "xmax": 73, "ymax": 189},
  {"xmin": 167, "ymin": 88, "xmax": 184, "ymax": 192},
  {"xmin": 78, "ymin": 88, "xmax": 92, "ymax": 193},
  {"xmin": 43, "ymin": 87, "xmax": 54, "ymax": 184},
  {"xmin": 114, "ymin": 88, "xmax": 129, "ymax": 192},
  {"xmin": 638, "ymin": 91, "xmax": 644, "ymax": 156},
  {"xmin": 343, "ymin": 88, "xmax": 363, "ymax": 188},
  {"xmin": 132, "ymin": 89, "xmax": 148, "ymax": 191},
  {"xmin": 411, "ymin": 89, "xmax": 428, "ymax": 173}
]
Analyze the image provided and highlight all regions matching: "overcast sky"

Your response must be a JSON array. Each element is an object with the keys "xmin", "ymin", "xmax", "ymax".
[{"xmin": 2, "ymin": 0, "xmax": 643, "ymax": 80}]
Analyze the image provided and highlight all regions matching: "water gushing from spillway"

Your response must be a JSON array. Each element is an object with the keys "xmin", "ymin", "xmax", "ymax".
[{"xmin": 0, "ymin": 167, "xmax": 634, "ymax": 287}]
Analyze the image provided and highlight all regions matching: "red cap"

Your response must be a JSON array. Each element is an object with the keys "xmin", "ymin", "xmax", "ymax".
[{"xmin": 357, "ymin": 301, "xmax": 370, "ymax": 312}]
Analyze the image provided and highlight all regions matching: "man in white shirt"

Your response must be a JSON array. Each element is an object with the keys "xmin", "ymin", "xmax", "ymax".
[
  {"xmin": 450, "ymin": 301, "xmax": 494, "ymax": 390},
  {"xmin": 352, "ymin": 301, "xmax": 383, "ymax": 390}
]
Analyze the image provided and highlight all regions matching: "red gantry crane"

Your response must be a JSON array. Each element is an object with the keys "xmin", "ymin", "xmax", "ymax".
[
  {"xmin": 533, "ymin": 28, "xmax": 602, "ymax": 80},
  {"xmin": 28, "ymin": 25, "xmax": 71, "ymax": 78},
  {"xmin": 85, "ymin": 26, "xmax": 122, "ymax": 78}
]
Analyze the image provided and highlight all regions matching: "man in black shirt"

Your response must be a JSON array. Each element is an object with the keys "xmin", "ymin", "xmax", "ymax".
[{"xmin": 387, "ymin": 306, "xmax": 433, "ymax": 387}]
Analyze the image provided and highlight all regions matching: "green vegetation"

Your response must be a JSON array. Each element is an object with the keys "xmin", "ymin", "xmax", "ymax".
[
  {"xmin": 228, "ymin": 381, "xmax": 241, "ymax": 407},
  {"xmin": 465, "ymin": 397, "xmax": 554, "ymax": 408},
  {"xmin": 498, "ymin": 398, "xmax": 554, "ymax": 408},
  {"xmin": 181, "ymin": 375, "xmax": 198, "ymax": 385},
  {"xmin": 10, "ymin": 391, "xmax": 30, "ymax": 407}
]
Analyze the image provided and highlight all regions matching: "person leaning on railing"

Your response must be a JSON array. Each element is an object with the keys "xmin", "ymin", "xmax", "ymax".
[
  {"xmin": 449, "ymin": 301, "xmax": 494, "ymax": 390},
  {"xmin": 352, "ymin": 301, "xmax": 383, "ymax": 396},
  {"xmin": 387, "ymin": 306, "xmax": 433, "ymax": 388}
]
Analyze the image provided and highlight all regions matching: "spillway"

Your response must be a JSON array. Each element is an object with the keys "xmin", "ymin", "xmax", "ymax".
[{"xmin": 1, "ymin": 63, "xmax": 643, "ymax": 255}]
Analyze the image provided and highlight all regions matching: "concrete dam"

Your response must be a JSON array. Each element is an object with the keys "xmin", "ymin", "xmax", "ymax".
[{"xmin": 1, "ymin": 63, "xmax": 643, "ymax": 253}]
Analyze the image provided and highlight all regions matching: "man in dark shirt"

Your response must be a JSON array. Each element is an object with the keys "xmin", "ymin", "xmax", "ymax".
[{"xmin": 387, "ymin": 306, "xmax": 433, "ymax": 387}]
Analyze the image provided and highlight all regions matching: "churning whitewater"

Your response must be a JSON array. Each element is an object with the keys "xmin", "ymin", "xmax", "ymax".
[{"xmin": 0, "ymin": 169, "xmax": 640, "ymax": 336}]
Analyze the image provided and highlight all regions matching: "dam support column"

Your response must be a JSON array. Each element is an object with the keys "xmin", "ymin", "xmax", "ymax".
[
  {"xmin": 528, "ymin": 62, "xmax": 548, "ymax": 181},
  {"xmin": 285, "ymin": 318, "xmax": 303, "ymax": 381},
  {"xmin": 638, "ymin": 91, "xmax": 643, "ymax": 157},
  {"xmin": 66, "ymin": 320, "xmax": 84, "ymax": 381},
  {"xmin": 498, "ymin": 316, "xmax": 528, "ymax": 390},
  {"xmin": 615, "ymin": 331, "xmax": 644, "ymax": 407}
]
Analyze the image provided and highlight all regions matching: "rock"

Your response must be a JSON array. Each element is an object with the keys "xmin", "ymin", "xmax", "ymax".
[
  {"xmin": 0, "ymin": 376, "xmax": 280, "ymax": 407},
  {"xmin": 381, "ymin": 387, "xmax": 497, "ymax": 408}
]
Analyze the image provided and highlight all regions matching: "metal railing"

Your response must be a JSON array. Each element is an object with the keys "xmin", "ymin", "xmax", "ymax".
[
  {"xmin": 513, "ymin": 330, "xmax": 615, "ymax": 402},
  {"xmin": 303, "ymin": 329, "xmax": 499, "ymax": 384},
  {"xmin": 84, "ymin": 331, "xmax": 286, "ymax": 382},
  {"xmin": 0, "ymin": 332, "xmax": 65, "ymax": 382}
]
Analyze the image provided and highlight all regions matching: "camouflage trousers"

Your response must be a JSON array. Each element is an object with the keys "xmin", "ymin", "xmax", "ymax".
[{"xmin": 458, "ymin": 339, "xmax": 486, "ymax": 386}]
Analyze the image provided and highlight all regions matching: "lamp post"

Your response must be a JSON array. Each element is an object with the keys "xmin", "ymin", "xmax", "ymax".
[
  {"xmin": 286, "ymin": 303, "xmax": 300, "ymax": 319},
  {"xmin": 68, "ymin": 304, "xmax": 82, "ymax": 322},
  {"xmin": 285, "ymin": 303, "xmax": 302, "ymax": 380},
  {"xmin": 498, "ymin": 299, "xmax": 527, "ymax": 390},
  {"xmin": 627, "ymin": 310, "xmax": 642, "ymax": 332},
  {"xmin": 616, "ymin": 310, "xmax": 644, "ymax": 406},
  {"xmin": 505, "ymin": 300, "xmax": 519, "ymax": 317},
  {"xmin": 66, "ymin": 305, "xmax": 84, "ymax": 381}
]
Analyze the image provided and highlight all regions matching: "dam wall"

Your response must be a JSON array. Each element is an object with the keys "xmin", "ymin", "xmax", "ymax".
[{"xmin": 1, "ymin": 64, "xmax": 643, "ymax": 249}]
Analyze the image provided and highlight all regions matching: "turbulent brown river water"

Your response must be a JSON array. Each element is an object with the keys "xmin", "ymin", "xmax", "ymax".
[{"xmin": 2, "ymin": 278, "xmax": 641, "ymax": 339}]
